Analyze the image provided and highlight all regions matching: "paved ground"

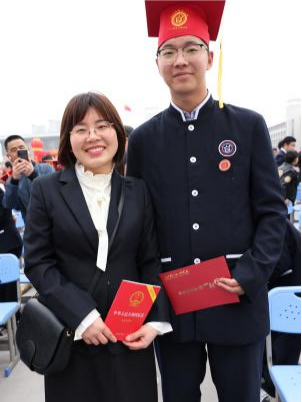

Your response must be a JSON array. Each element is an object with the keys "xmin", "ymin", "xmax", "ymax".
[{"xmin": 0, "ymin": 348, "xmax": 218, "ymax": 402}]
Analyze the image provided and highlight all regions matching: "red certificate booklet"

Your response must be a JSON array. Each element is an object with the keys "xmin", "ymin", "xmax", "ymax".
[
  {"xmin": 105, "ymin": 280, "xmax": 161, "ymax": 341},
  {"xmin": 159, "ymin": 256, "xmax": 239, "ymax": 315}
]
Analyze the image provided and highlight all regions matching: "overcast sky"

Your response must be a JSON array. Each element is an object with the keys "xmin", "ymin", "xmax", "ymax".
[{"xmin": 0, "ymin": 0, "xmax": 300, "ymax": 136}]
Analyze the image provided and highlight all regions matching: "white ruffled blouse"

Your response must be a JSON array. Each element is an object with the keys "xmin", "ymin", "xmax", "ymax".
[{"xmin": 74, "ymin": 162, "xmax": 172, "ymax": 340}]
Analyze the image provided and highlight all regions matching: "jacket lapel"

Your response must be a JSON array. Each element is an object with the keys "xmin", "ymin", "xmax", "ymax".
[
  {"xmin": 59, "ymin": 167, "xmax": 98, "ymax": 252},
  {"xmin": 107, "ymin": 170, "xmax": 123, "ymax": 248}
]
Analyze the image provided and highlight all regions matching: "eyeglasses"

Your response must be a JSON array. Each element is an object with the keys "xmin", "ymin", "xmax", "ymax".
[
  {"xmin": 70, "ymin": 121, "xmax": 114, "ymax": 138},
  {"xmin": 157, "ymin": 43, "xmax": 208, "ymax": 64}
]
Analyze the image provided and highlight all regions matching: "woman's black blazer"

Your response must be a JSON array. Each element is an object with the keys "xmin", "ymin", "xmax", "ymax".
[{"xmin": 24, "ymin": 167, "xmax": 169, "ymax": 353}]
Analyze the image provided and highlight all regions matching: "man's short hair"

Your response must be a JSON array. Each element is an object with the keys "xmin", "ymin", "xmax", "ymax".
[
  {"xmin": 284, "ymin": 150, "xmax": 299, "ymax": 164},
  {"xmin": 4, "ymin": 135, "xmax": 25, "ymax": 151},
  {"xmin": 281, "ymin": 136, "xmax": 296, "ymax": 147}
]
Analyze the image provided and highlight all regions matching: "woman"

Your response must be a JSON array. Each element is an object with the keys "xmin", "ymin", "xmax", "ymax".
[
  {"xmin": 0, "ymin": 187, "xmax": 23, "ymax": 302},
  {"xmin": 24, "ymin": 92, "xmax": 171, "ymax": 402}
]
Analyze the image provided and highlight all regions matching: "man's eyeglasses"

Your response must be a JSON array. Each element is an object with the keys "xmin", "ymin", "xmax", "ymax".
[
  {"xmin": 157, "ymin": 43, "xmax": 208, "ymax": 64},
  {"xmin": 70, "ymin": 121, "xmax": 114, "ymax": 138}
]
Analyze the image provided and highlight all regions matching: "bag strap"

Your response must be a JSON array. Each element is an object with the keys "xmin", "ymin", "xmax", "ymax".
[{"xmin": 87, "ymin": 178, "xmax": 125, "ymax": 295}]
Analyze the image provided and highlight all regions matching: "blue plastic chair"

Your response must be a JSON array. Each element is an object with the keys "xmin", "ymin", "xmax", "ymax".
[
  {"xmin": 296, "ymin": 182, "xmax": 301, "ymax": 203},
  {"xmin": 287, "ymin": 200, "xmax": 293, "ymax": 215},
  {"xmin": 0, "ymin": 253, "xmax": 21, "ymax": 377},
  {"xmin": 266, "ymin": 286, "xmax": 301, "ymax": 402},
  {"xmin": 12, "ymin": 210, "xmax": 25, "ymax": 236}
]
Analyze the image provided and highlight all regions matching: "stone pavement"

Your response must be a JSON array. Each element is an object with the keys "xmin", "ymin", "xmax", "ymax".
[{"xmin": 0, "ymin": 350, "xmax": 218, "ymax": 402}]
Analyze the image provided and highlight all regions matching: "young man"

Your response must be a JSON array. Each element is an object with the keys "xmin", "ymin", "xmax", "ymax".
[
  {"xmin": 275, "ymin": 136, "xmax": 296, "ymax": 166},
  {"xmin": 127, "ymin": 1, "xmax": 287, "ymax": 401},
  {"xmin": 3, "ymin": 135, "xmax": 54, "ymax": 222}
]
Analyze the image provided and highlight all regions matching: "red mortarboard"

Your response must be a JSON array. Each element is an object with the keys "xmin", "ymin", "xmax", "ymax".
[{"xmin": 145, "ymin": 0, "xmax": 225, "ymax": 49}]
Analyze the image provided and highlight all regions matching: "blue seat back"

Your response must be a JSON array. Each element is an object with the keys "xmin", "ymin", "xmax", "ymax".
[
  {"xmin": 13, "ymin": 210, "xmax": 25, "ymax": 229},
  {"xmin": 287, "ymin": 200, "xmax": 293, "ymax": 215},
  {"xmin": 268, "ymin": 286, "xmax": 301, "ymax": 334},
  {"xmin": 0, "ymin": 254, "xmax": 20, "ymax": 284},
  {"xmin": 296, "ymin": 182, "xmax": 301, "ymax": 202}
]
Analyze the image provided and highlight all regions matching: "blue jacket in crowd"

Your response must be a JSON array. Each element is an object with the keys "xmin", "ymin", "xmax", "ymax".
[{"xmin": 2, "ymin": 162, "xmax": 53, "ymax": 222}]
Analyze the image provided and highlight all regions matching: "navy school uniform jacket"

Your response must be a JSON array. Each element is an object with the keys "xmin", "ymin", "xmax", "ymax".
[{"xmin": 127, "ymin": 96, "xmax": 287, "ymax": 345}]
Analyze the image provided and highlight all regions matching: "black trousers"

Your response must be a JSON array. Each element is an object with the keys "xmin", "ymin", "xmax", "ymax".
[
  {"xmin": 155, "ymin": 334, "xmax": 265, "ymax": 402},
  {"xmin": 45, "ymin": 344, "xmax": 157, "ymax": 402}
]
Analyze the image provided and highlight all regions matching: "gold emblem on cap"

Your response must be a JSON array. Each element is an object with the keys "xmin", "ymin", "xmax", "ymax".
[
  {"xmin": 171, "ymin": 10, "xmax": 188, "ymax": 27},
  {"xmin": 129, "ymin": 291, "xmax": 144, "ymax": 307}
]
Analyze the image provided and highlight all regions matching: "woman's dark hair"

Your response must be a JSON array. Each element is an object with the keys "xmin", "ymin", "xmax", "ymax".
[
  {"xmin": 284, "ymin": 150, "xmax": 299, "ymax": 165},
  {"xmin": 58, "ymin": 92, "xmax": 126, "ymax": 173}
]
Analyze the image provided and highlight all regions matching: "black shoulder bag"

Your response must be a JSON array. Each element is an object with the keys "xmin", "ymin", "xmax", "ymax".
[{"xmin": 16, "ymin": 178, "xmax": 125, "ymax": 375}]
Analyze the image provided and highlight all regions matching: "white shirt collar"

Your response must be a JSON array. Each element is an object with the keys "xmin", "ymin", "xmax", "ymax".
[
  {"xmin": 75, "ymin": 162, "xmax": 112, "ymax": 272},
  {"xmin": 171, "ymin": 91, "xmax": 211, "ymax": 122}
]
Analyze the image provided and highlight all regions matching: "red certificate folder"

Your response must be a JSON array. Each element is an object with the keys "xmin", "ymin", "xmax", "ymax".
[
  {"xmin": 105, "ymin": 280, "xmax": 161, "ymax": 341},
  {"xmin": 159, "ymin": 256, "xmax": 239, "ymax": 315}
]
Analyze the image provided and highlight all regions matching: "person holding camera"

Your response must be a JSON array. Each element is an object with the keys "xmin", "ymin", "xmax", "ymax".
[{"xmin": 2, "ymin": 135, "xmax": 54, "ymax": 222}]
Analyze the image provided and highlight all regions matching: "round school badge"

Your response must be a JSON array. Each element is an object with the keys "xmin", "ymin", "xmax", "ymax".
[
  {"xmin": 219, "ymin": 159, "xmax": 231, "ymax": 172},
  {"xmin": 284, "ymin": 176, "xmax": 292, "ymax": 183},
  {"xmin": 218, "ymin": 140, "xmax": 237, "ymax": 157},
  {"xmin": 170, "ymin": 10, "xmax": 188, "ymax": 27}
]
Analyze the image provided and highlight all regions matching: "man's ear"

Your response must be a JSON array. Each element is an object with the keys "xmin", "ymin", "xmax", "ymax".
[
  {"xmin": 207, "ymin": 51, "xmax": 214, "ymax": 70},
  {"xmin": 156, "ymin": 57, "xmax": 161, "ymax": 75}
]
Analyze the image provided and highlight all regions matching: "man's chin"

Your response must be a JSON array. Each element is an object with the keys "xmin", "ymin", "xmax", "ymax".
[{"xmin": 171, "ymin": 86, "xmax": 198, "ymax": 97}]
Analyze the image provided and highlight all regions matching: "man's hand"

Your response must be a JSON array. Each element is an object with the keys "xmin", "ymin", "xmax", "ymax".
[
  {"xmin": 122, "ymin": 324, "xmax": 159, "ymax": 350},
  {"xmin": 12, "ymin": 159, "xmax": 34, "ymax": 180},
  {"xmin": 82, "ymin": 317, "xmax": 117, "ymax": 346},
  {"xmin": 217, "ymin": 278, "xmax": 245, "ymax": 296},
  {"xmin": 21, "ymin": 160, "xmax": 34, "ymax": 177},
  {"xmin": 12, "ymin": 159, "xmax": 26, "ymax": 180}
]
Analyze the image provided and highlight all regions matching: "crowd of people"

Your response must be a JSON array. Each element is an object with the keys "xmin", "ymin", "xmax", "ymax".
[{"xmin": 0, "ymin": 1, "xmax": 301, "ymax": 402}]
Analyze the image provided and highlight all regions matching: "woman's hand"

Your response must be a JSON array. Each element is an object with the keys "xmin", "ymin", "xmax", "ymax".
[
  {"xmin": 82, "ymin": 317, "xmax": 117, "ymax": 346},
  {"xmin": 122, "ymin": 324, "xmax": 159, "ymax": 350}
]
